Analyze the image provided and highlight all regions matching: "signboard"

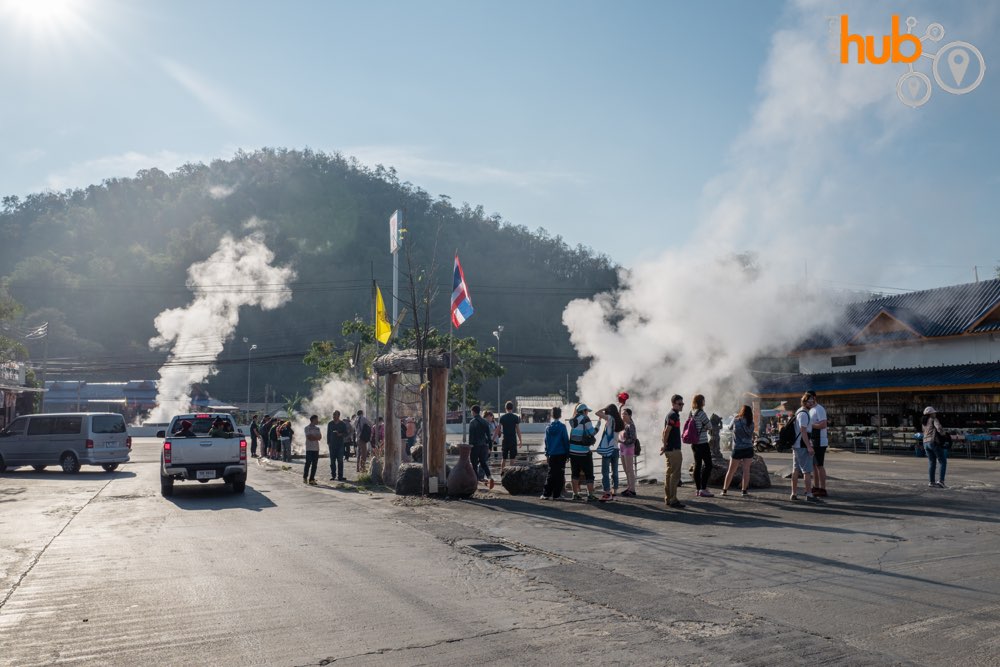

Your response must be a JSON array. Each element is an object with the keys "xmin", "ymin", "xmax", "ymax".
[
  {"xmin": 389, "ymin": 210, "xmax": 402, "ymax": 254},
  {"xmin": 0, "ymin": 361, "xmax": 25, "ymax": 386}
]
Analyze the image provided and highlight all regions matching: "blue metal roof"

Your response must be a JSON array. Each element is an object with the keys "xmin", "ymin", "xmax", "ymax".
[
  {"xmin": 756, "ymin": 362, "xmax": 1000, "ymax": 396},
  {"xmin": 799, "ymin": 279, "xmax": 1000, "ymax": 350}
]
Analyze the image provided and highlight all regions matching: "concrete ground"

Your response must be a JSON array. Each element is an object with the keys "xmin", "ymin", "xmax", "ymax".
[{"xmin": 0, "ymin": 440, "xmax": 997, "ymax": 666}]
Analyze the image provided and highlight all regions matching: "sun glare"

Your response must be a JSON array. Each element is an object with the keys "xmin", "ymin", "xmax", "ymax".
[{"xmin": 2, "ymin": 0, "xmax": 84, "ymax": 35}]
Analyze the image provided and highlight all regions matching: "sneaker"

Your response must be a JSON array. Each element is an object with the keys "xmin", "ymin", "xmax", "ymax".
[
  {"xmin": 668, "ymin": 501, "xmax": 686, "ymax": 509},
  {"xmin": 936, "ymin": 481, "xmax": 947, "ymax": 488},
  {"xmin": 741, "ymin": 490, "xmax": 749, "ymax": 497},
  {"xmin": 789, "ymin": 493, "xmax": 798, "ymax": 501},
  {"xmin": 572, "ymin": 493, "xmax": 583, "ymax": 501},
  {"xmin": 586, "ymin": 493, "xmax": 599, "ymax": 502},
  {"xmin": 303, "ymin": 478, "xmax": 308, "ymax": 484},
  {"xmin": 309, "ymin": 479, "xmax": 317, "ymax": 485},
  {"xmin": 720, "ymin": 489, "xmax": 728, "ymax": 496},
  {"xmin": 599, "ymin": 493, "xmax": 612, "ymax": 502},
  {"xmin": 805, "ymin": 493, "xmax": 816, "ymax": 501},
  {"xmin": 540, "ymin": 495, "xmax": 551, "ymax": 500},
  {"xmin": 701, "ymin": 490, "xmax": 715, "ymax": 497},
  {"xmin": 928, "ymin": 482, "xmax": 937, "ymax": 487},
  {"xmin": 337, "ymin": 477, "xmax": 347, "ymax": 482}
]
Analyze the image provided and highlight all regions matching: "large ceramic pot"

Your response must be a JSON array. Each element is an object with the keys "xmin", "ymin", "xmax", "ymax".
[{"xmin": 446, "ymin": 444, "xmax": 478, "ymax": 497}]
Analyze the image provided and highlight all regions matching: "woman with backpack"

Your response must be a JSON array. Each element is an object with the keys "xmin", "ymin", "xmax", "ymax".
[
  {"xmin": 594, "ymin": 404, "xmax": 625, "ymax": 501},
  {"xmin": 722, "ymin": 405, "xmax": 755, "ymax": 496},
  {"xmin": 568, "ymin": 404, "xmax": 598, "ymax": 501},
  {"xmin": 922, "ymin": 407, "xmax": 948, "ymax": 488},
  {"xmin": 619, "ymin": 407, "xmax": 639, "ymax": 497},
  {"xmin": 683, "ymin": 394, "xmax": 714, "ymax": 497}
]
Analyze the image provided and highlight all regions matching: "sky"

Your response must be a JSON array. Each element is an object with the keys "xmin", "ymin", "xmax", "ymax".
[{"xmin": 0, "ymin": 0, "xmax": 998, "ymax": 292}]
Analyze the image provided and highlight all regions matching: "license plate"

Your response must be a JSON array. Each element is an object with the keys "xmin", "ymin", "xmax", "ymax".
[
  {"xmin": 196, "ymin": 470, "xmax": 216, "ymax": 480},
  {"xmin": 105, "ymin": 441, "xmax": 117, "ymax": 448}
]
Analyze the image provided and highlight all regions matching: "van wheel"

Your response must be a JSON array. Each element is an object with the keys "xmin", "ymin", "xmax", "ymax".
[
  {"xmin": 102, "ymin": 463, "xmax": 119, "ymax": 472},
  {"xmin": 33, "ymin": 465, "xmax": 46, "ymax": 472},
  {"xmin": 60, "ymin": 452, "xmax": 80, "ymax": 474},
  {"xmin": 232, "ymin": 478, "xmax": 246, "ymax": 494},
  {"xmin": 160, "ymin": 476, "xmax": 174, "ymax": 497}
]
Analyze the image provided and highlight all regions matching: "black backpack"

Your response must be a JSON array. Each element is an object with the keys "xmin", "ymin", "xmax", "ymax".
[
  {"xmin": 360, "ymin": 421, "xmax": 372, "ymax": 443},
  {"xmin": 777, "ymin": 411, "xmax": 805, "ymax": 449}
]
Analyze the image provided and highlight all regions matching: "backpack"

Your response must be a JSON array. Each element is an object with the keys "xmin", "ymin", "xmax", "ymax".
[
  {"xmin": 681, "ymin": 413, "xmax": 700, "ymax": 445},
  {"xmin": 777, "ymin": 410, "xmax": 805, "ymax": 449},
  {"xmin": 360, "ymin": 421, "xmax": 372, "ymax": 443}
]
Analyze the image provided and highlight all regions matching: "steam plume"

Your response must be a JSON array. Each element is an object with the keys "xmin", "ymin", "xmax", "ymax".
[{"xmin": 147, "ymin": 233, "xmax": 296, "ymax": 422}]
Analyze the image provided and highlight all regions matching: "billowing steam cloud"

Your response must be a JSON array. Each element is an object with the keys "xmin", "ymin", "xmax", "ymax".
[
  {"xmin": 147, "ymin": 233, "xmax": 296, "ymax": 423},
  {"xmin": 286, "ymin": 375, "xmax": 368, "ymax": 454},
  {"xmin": 564, "ymin": 1, "xmax": 903, "ymax": 476}
]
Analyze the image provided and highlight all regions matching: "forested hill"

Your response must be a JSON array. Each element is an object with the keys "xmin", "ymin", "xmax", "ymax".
[{"xmin": 0, "ymin": 148, "xmax": 618, "ymax": 403}]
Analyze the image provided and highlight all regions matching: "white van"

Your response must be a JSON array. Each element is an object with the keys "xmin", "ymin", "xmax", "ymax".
[{"xmin": 0, "ymin": 412, "xmax": 131, "ymax": 473}]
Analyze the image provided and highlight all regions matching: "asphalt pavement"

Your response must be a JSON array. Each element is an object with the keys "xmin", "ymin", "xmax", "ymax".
[{"xmin": 0, "ymin": 439, "xmax": 997, "ymax": 666}]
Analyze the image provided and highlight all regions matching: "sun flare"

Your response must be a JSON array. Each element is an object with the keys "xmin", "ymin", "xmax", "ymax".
[{"xmin": 2, "ymin": 0, "xmax": 83, "ymax": 32}]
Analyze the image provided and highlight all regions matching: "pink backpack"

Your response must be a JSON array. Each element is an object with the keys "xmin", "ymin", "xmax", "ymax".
[{"xmin": 681, "ymin": 413, "xmax": 700, "ymax": 444}]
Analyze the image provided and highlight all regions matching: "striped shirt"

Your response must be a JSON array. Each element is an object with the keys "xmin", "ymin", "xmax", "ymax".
[{"xmin": 569, "ymin": 415, "xmax": 597, "ymax": 456}]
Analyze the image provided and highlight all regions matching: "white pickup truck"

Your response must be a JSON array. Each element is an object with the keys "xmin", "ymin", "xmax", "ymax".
[{"xmin": 157, "ymin": 413, "xmax": 248, "ymax": 496}]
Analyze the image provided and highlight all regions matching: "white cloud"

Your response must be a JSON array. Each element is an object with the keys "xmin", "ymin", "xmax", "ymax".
[
  {"xmin": 42, "ymin": 149, "xmax": 204, "ymax": 191},
  {"xmin": 209, "ymin": 184, "xmax": 235, "ymax": 199},
  {"xmin": 343, "ymin": 145, "xmax": 582, "ymax": 192}
]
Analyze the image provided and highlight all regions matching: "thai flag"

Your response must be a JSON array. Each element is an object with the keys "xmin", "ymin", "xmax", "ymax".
[{"xmin": 451, "ymin": 254, "xmax": 474, "ymax": 328}]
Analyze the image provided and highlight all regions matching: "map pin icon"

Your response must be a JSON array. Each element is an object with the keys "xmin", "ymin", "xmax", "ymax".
[
  {"xmin": 948, "ymin": 49, "xmax": 970, "ymax": 86},
  {"xmin": 907, "ymin": 78, "xmax": 921, "ymax": 98}
]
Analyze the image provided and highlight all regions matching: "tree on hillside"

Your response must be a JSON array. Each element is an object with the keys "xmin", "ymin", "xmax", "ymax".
[{"xmin": 0, "ymin": 286, "xmax": 27, "ymax": 364}]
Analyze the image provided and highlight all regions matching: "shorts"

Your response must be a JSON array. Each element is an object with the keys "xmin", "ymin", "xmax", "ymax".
[
  {"xmin": 792, "ymin": 448, "xmax": 814, "ymax": 474},
  {"xmin": 569, "ymin": 455, "xmax": 595, "ymax": 483},
  {"xmin": 501, "ymin": 441, "xmax": 518, "ymax": 460},
  {"xmin": 813, "ymin": 446, "xmax": 827, "ymax": 466},
  {"xmin": 731, "ymin": 447, "xmax": 754, "ymax": 460},
  {"xmin": 619, "ymin": 444, "xmax": 635, "ymax": 457}
]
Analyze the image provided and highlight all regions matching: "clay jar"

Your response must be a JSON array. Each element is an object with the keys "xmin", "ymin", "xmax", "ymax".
[{"xmin": 446, "ymin": 444, "xmax": 478, "ymax": 497}]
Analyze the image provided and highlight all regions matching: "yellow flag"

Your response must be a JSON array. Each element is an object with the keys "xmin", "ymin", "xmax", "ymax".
[{"xmin": 375, "ymin": 284, "xmax": 391, "ymax": 344}]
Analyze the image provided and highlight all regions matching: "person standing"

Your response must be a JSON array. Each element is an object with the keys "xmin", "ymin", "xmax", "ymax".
[
  {"xmin": 722, "ymin": 405, "xmax": 755, "ymax": 496},
  {"xmin": 568, "ymin": 404, "xmax": 598, "ymax": 501},
  {"xmin": 790, "ymin": 393, "xmax": 816, "ymax": 501},
  {"xmin": 353, "ymin": 410, "xmax": 372, "ymax": 473},
  {"xmin": 268, "ymin": 417, "xmax": 281, "ymax": 460},
  {"xmin": 922, "ymin": 407, "xmax": 948, "ymax": 488},
  {"xmin": 660, "ymin": 395, "xmax": 685, "ymax": 509},
  {"xmin": 684, "ymin": 394, "xmax": 714, "ymax": 497},
  {"xmin": 468, "ymin": 405, "xmax": 495, "ymax": 490},
  {"xmin": 484, "ymin": 411, "xmax": 499, "ymax": 461},
  {"xmin": 303, "ymin": 415, "xmax": 322, "ymax": 485},
  {"xmin": 541, "ymin": 406, "xmax": 569, "ymax": 500},
  {"xmin": 403, "ymin": 417, "xmax": 417, "ymax": 459},
  {"xmin": 595, "ymin": 404, "xmax": 624, "ymax": 501},
  {"xmin": 249, "ymin": 414, "xmax": 260, "ymax": 458},
  {"xmin": 619, "ymin": 408, "xmax": 638, "ymax": 497},
  {"xmin": 498, "ymin": 401, "xmax": 523, "ymax": 474},
  {"xmin": 808, "ymin": 390, "xmax": 829, "ymax": 496},
  {"xmin": 279, "ymin": 420, "xmax": 293, "ymax": 462},
  {"xmin": 326, "ymin": 411, "xmax": 348, "ymax": 481}
]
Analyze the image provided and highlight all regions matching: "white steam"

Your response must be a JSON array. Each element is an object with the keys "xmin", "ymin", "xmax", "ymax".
[
  {"xmin": 147, "ymin": 233, "xmax": 296, "ymax": 422},
  {"xmin": 564, "ymin": 0, "xmax": 906, "ymax": 477},
  {"xmin": 285, "ymin": 376, "xmax": 367, "ymax": 453}
]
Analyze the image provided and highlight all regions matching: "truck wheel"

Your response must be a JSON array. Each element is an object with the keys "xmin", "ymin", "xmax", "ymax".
[
  {"xmin": 102, "ymin": 463, "xmax": 119, "ymax": 472},
  {"xmin": 160, "ymin": 476, "xmax": 174, "ymax": 497},
  {"xmin": 232, "ymin": 478, "xmax": 246, "ymax": 494},
  {"xmin": 33, "ymin": 465, "xmax": 46, "ymax": 472},
  {"xmin": 60, "ymin": 452, "xmax": 80, "ymax": 474}
]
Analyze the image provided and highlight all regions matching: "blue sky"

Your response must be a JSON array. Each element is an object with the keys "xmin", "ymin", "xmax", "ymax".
[{"xmin": 1, "ymin": 0, "xmax": 997, "ymax": 291}]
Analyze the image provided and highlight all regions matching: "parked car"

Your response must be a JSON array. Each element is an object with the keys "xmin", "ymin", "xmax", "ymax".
[{"xmin": 0, "ymin": 412, "xmax": 131, "ymax": 473}]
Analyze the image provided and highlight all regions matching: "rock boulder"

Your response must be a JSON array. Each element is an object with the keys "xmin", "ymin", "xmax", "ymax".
[
  {"xmin": 395, "ymin": 463, "xmax": 424, "ymax": 495},
  {"xmin": 501, "ymin": 462, "xmax": 548, "ymax": 495}
]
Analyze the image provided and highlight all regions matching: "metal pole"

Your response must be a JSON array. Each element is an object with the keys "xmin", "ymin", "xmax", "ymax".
[
  {"xmin": 876, "ymin": 391, "xmax": 882, "ymax": 454},
  {"xmin": 39, "ymin": 331, "xmax": 49, "ymax": 413}
]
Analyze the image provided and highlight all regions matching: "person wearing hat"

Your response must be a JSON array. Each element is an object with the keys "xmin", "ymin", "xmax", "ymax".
[
  {"xmin": 173, "ymin": 419, "xmax": 196, "ymax": 437},
  {"xmin": 568, "ymin": 403, "xmax": 598, "ymax": 501},
  {"xmin": 208, "ymin": 417, "xmax": 232, "ymax": 438},
  {"xmin": 921, "ymin": 407, "xmax": 948, "ymax": 488}
]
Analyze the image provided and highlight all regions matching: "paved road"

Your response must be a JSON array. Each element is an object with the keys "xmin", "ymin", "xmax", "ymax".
[{"xmin": 0, "ymin": 440, "xmax": 997, "ymax": 665}]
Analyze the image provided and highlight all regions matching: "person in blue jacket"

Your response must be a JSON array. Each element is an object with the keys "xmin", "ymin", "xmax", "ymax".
[{"xmin": 542, "ymin": 406, "xmax": 570, "ymax": 500}]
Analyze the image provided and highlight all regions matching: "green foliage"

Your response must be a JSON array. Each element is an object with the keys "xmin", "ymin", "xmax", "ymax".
[
  {"xmin": 0, "ymin": 148, "xmax": 618, "ymax": 400},
  {"xmin": 0, "ymin": 285, "xmax": 27, "ymax": 363}
]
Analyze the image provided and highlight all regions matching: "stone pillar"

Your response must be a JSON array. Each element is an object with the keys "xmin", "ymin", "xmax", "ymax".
[
  {"xmin": 428, "ymin": 366, "xmax": 448, "ymax": 486},
  {"xmin": 384, "ymin": 373, "xmax": 401, "ymax": 487}
]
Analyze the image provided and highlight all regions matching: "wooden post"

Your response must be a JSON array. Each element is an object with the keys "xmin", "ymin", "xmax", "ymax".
[
  {"xmin": 428, "ymin": 366, "xmax": 448, "ymax": 487},
  {"xmin": 384, "ymin": 373, "xmax": 401, "ymax": 486}
]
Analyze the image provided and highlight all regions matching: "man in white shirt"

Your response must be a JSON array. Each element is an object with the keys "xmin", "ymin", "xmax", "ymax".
[
  {"xmin": 807, "ymin": 390, "xmax": 829, "ymax": 497},
  {"xmin": 791, "ymin": 393, "xmax": 816, "ymax": 501}
]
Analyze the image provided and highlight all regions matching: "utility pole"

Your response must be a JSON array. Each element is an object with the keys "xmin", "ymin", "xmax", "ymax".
[{"xmin": 492, "ymin": 325, "xmax": 503, "ymax": 410}]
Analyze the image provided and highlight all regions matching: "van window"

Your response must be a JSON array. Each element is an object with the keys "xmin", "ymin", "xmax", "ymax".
[
  {"xmin": 3, "ymin": 417, "xmax": 27, "ymax": 436},
  {"xmin": 28, "ymin": 416, "xmax": 83, "ymax": 436},
  {"xmin": 92, "ymin": 415, "xmax": 127, "ymax": 434}
]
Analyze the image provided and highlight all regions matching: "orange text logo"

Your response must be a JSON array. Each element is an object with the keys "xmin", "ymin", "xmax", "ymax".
[{"xmin": 840, "ymin": 15, "xmax": 921, "ymax": 64}]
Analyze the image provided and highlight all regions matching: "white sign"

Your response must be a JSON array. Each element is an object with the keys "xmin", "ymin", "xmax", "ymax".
[
  {"xmin": 389, "ymin": 210, "xmax": 401, "ymax": 254},
  {"xmin": 0, "ymin": 361, "xmax": 26, "ymax": 385}
]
